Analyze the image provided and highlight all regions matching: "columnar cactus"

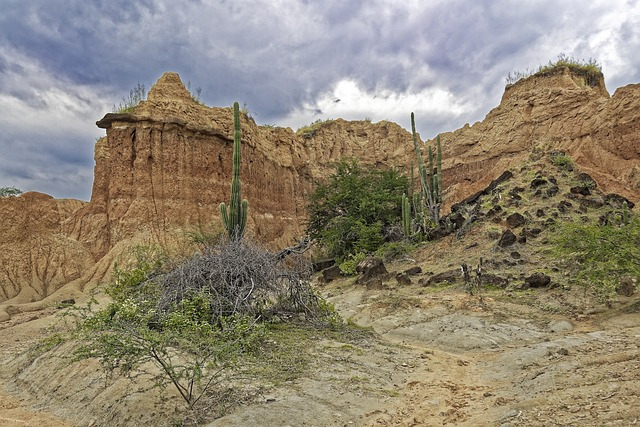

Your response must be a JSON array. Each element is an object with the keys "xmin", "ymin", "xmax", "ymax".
[
  {"xmin": 402, "ymin": 193, "xmax": 411, "ymax": 237},
  {"xmin": 410, "ymin": 112, "xmax": 442, "ymax": 225},
  {"xmin": 220, "ymin": 102, "xmax": 249, "ymax": 240}
]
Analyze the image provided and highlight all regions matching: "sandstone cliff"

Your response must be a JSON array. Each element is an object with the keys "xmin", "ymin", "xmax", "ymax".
[{"xmin": 1, "ymin": 69, "xmax": 638, "ymax": 319}]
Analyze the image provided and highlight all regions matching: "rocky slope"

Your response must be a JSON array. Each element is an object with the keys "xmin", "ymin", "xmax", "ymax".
[{"xmin": 1, "ymin": 68, "xmax": 639, "ymax": 319}]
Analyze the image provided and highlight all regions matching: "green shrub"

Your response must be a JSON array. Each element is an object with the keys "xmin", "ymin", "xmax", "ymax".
[
  {"xmin": 374, "ymin": 241, "xmax": 416, "ymax": 261},
  {"xmin": 306, "ymin": 160, "xmax": 407, "ymax": 261},
  {"xmin": 339, "ymin": 252, "xmax": 366, "ymax": 275},
  {"xmin": 551, "ymin": 154, "xmax": 573, "ymax": 169},
  {"xmin": 550, "ymin": 218, "xmax": 640, "ymax": 301},
  {"xmin": 296, "ymin": 118, "xmax": 334, "ymax": 135},
  {"xmin": 0, "ymin": 186, "xmax": 22, "ymax": 197},
  {"xmin": 68, "ymin": 240, "xmax": 335, "ymax": 411}
]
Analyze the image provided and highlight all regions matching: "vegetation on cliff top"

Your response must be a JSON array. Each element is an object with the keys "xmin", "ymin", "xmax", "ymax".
[{"xmin": 506, "ymin": 54, "xmax": 603, "ymax": 86}]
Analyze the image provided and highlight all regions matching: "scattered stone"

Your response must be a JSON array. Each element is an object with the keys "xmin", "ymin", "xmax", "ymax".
[
  {"xmin": 321, "ymin": 265, "xmax": 342, "ymax": 282},
  {"xmin": 557, "ymin": 200, "xmax": 573, "ymax": 213},
  {"xmin": 510, "ymin": 251, "xmax": 521, "ymax": 259},
  {"xmin": 517, "ymin": 233, "xmax": 527, "ymax": 244},
  {"xmin": 557, "ymin": 348, "xmax": 569, "ymax": 356},
  {"xmin": 60, "ymin": 299, "xmax": 75, "ymax": 305},
  {"xmin": 488, "ymin": 229, "xmax": 502, "ymax": 240},
  {"xmin": 451, "ymin": 170, "xmax": 514, "ymax": 211},
  {"xmin": 524, "ymin": 272, "xmax": 551, "ymax": 288},
  {"xmin": 525, "ymin": 228, "xmax": 543, "ymax": 238},
  {"xmin": 546, "ymin": 186, "xmax": 560, "ymax": 197},
  {"xmin": 429, "ymin": 226, "xmax": 450, "ymax": 240},
  {"xmin": 395, "ymin": 272, "xmax": 412, "ymax": 286},
  {"xmin": 604, "ymin": 193, "xmax": 635, "ymax": 209},
  {"xmin": 313, "ymin": 258, "xmax": 335, "ymax": 272},
  {"xmin": 404, "ymin": 266, "xmax": 422, "ymax": 276},
  {"xmin": 498, "ymin": 230, "xmax": 517, "ymax": 247},
  {"xmin": 549, "ymin": 320, "xmax": 573, "ymax": 333},
  {"xmin": 425, "ymin": 269, "xmax": 460, "ymax": 286},
  {"xmin": 535, "ymin": 208, "xmax": 546, "ymax": 217},
  {"xmin": 570, "ymin": 185, "xmax": 591, "ymax": 196},
  {"xmin": 506, "ymin": 212, "xmax": 526, "ymax": 228},
  {"xmin": 577, "ymin": 172, "xmax": 597, "ymax": 188},
  {"xmin": 530, "ymin": 177, "xmax": 548, "ymax": 188},
  {"xmin": 356, "ymin": 257, "xmax": 389, "ymax": 286},
  {"xmin": 617, "ymin": 276, "xmax": 636, "ymax": 297},
  {"xmin": 548, "ymin": 176, "xmax": 558, "ymax": 185},
  {"xmin": 580, "ymin": 197, "xmax": 605, "ymax": 209},
  {"xmin": 483, "ymin": 273, "xmax": 509, "ymax": 288}
]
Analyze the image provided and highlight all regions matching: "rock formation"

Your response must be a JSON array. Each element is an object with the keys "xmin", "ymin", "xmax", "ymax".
[{"xmin": 1, "ymin": 69, "xmax": 638, "ymax": 318}]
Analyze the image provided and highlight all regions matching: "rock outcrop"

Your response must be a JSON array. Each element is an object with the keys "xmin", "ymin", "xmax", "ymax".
[{"xmin": 1, "ymin": 69, "xmax": 639, "ymax": 318}]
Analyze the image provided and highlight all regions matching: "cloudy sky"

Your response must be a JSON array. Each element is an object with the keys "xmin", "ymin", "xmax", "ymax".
[{"xmin": 1, "ymin": 0, "xmax": 639, "ymax": 200}]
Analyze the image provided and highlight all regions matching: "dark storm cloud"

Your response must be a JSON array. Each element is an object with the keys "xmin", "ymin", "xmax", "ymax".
[{"xmin": 0, "ymin": 0, "xmax": 639, "ymax": 198}]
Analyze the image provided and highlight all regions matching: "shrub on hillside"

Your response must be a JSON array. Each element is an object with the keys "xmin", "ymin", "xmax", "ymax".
[
  {"xmin": 306, "ymin": 160, "xmax": 407, "ymax": 261},
  {"xmin": 551, "ymin": 218, "xmax": 640, "ymax": 301}
]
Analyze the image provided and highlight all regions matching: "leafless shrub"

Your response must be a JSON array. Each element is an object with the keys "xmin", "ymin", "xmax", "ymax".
[{"xmin": 152, "ymin": 239, "xmax": 319, "ymax": 322}]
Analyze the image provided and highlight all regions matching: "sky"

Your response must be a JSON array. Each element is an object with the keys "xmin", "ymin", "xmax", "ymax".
[{"xmin": 1, "ymin": 0, "xmax": 639, "ymax": 201}]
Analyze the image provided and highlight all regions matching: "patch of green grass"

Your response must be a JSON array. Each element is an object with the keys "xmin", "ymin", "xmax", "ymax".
[
  {"xmin": 113, "ymin": 82, "xmax": 146, "ymax": 113},
  {"xmin": 296, "ymin": 118, "xmax": 334, "ymax": 135},
  {"xmin": 551, "ymin": 153, "xmax": 573, "ymax": 169}
]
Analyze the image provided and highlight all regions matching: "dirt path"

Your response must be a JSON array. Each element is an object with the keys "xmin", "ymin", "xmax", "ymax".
[{"xmin": 1, "ymin": 285, "xmax": 639, "ymax": 426}]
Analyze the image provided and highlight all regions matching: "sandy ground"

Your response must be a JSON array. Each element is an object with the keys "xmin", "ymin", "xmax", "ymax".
[{"xmin": 0, "ymin": 282, "xmax": 639, "ymax": 426}]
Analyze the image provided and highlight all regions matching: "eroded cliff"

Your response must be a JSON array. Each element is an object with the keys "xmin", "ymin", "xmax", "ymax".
[{"xmin": 1, "ymin": 69, "xmax": 638, "ymax": 318}]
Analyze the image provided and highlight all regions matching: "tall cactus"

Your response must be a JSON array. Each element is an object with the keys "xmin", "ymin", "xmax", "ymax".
[
  {"xmin": 402, "ymin": 193, "xmax": 411, "ymax": 237},
  {"xmin": 410, "ymin": 112, "xmax": 442, "ymax": 225},
  {"xmin": 220, "ymin": 102, "xmax": 249, "ymax": 240},
  {"xmin": 622, "ymin": 200, "xmax": 630, "ymax": 225}
]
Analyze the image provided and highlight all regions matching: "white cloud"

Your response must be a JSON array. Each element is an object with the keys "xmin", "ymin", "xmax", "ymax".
[{"xmin": 279, "ymin": 79, "xmax": 475, "ymax": 137}]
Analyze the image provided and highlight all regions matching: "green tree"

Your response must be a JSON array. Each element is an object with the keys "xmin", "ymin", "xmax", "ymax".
[{"xmin": 306, "ymin": 160, "xmax": 407, "ymax": 261}]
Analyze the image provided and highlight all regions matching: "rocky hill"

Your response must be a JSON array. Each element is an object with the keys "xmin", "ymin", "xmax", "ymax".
[{"xmin": 1, "ymin": 69, "xmax": 639, "ymax": 320}]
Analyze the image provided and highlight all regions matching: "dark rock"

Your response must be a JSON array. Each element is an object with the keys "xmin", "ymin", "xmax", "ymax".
[
  {"xmin": 570, "ymin": 186, "xmax": 591, "ymax": 196},
  {"xmin": 404, "ymin": 266, "xmax": 422, "ymax": 276},
  {"xmin": 510, "ymin": 251, "xmax": 521, "ymax": 259},
  {"xmin": 451, "ymin": 170, "xmax": 513, "ymax": 211},
  {"xmin": 577, "ymin": 173, "xmax": 597, "ymax": 188},
  {"xmin": 525, "ymin": 228, "xmax": 543, "ymax": 238},
  {"xmin": 617, "ymin": 276, "xmax": 636, "ymax": 297},
  {"xmin": 58, "ymin": 299, "xmax": 76, "ymax": 308},
  {"xmin": 321, "ymin": 265, "xmax": 342, "ymax": 282},
  {"xmin": 429, "ymin": 226, "xmax": 451, "ymax": 240},
  {"xmin": 313, "ymin": 258, "xmax": 335, "ymax": 272},
  {"xmin": 604, "ymin": 193, "xmax": 635, "ymax": 209},
  {"xmin": 546, "ymin": 186, "xmax": 560, "ymax": 197},
  {"xmin": 482, "ymin": 274, "xmax": 509, "ymax": 288},
  {"xmin": 535, "ymin": 208, "xmax": 546, "ymax": 218},
  {"xmin": 517, "ymin": 233, "xmax": 527, "ymax": 244},
  {"xmin": 447, "ymin": 212, "xmax": 466, "ymax": 230},
  {"xmin": 356, "ymin": 257, "xmax": 389, "ymax": 286},
  {"xmin": 491, "ymin": 216, "xmax": 502, "ymax": 224},
  {"xmin": 509, "ymin": 193, "xmax": 522, "ymax": 201},
  {"xmin": 425, "ymin": 269, "xmax": 460, "ymax": 286},
  {"xmin": 395, "ymin": 273, "xmax": 412, "ymax": 286},
  {"xmin": 580, "ymin": 197, "xmax": 605, "ymax": 209},
  {"xmin": 498, "ymin": 229, "xmax": 517, "ymax": 247},
  {"xmin": 506, "ymin": 212, "xmax": 526, "ymax": 228},
  {"xmin": 384, "ymin": 225, "xmax": 405, "ymax": 243},
  {"xmin": 557, "ymin": 200, "xmax": 573, "ymax": 213},
  {"xmin": 510, "ymin": 186, "xmax": 525, "ymax": 195},
  {"xmin": 524, "ymin": 272, "xmax": 551, "ymax": 288},
  {"xmin": 530, "ymin": 177, "xmax": 548, "ymax": 188},
  {"xmin": 548, "ymin": 176, "xmax": 558, "ymax": 185}
]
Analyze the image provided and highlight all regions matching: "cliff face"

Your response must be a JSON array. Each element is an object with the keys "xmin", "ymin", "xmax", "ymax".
[
  {"xmin": 1, "ymin": 69, "xmax": 639, "ymax": 317},
  {"xmin": 437, "ymin": 67, "xmax": 640, "ymax": 207}
]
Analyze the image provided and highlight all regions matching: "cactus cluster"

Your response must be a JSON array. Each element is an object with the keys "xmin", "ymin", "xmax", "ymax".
[
  {"xmin": 220, "ymin": 102, "xmax": 249, "ymax": 240},
  {"xmin": 402, "ymin": 112, "xmax": 443, "ymax": 237}
]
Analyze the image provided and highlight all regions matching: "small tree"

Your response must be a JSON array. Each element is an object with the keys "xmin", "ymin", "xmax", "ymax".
[{"xmin": 306, "ymin": 160, "xmax": 406, "ymax": 261}]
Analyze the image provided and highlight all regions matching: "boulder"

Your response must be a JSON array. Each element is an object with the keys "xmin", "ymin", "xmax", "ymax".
[
  {"xmin": 498, "ymin": 229, "xmax": 517, "ymax": 247},
  {"xmin": 321, "ymin": 265, "xmax": 342, "ymax": 282},
  {"xmin": 425, "ymin": 269, "xmax": 460, "ymax": 286},
  {"xmin": 524, "ymin": 272, "xmax": 551, "ymax": 288},
  {"xmin": 355, "ymin": 257, "xmax": 389, "ymax": 286},
  {"xmin": 506, "ymin": 212, "xmax": 526, "ymax": 228}
]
